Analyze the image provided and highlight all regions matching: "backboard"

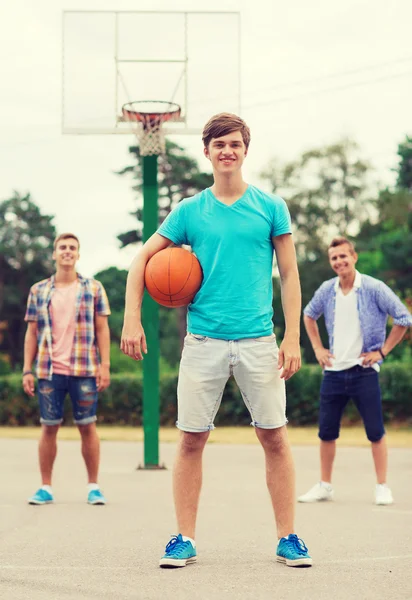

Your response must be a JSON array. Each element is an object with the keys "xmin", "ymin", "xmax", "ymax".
[{"xmin": 62, "ymin": 10, "xmax": 241, "ymax": 137}]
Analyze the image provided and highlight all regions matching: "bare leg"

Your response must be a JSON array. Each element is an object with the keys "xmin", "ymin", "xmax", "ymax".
[
  {"xmin": 320, "ymin": 440, "xmax": 336, "ymax": 483},
  {"xmin": 371, "ymin": 437, "xmax": 388, "ymax": 484},
  {"xmin": 255, "ymin": 426, "xmax": 295, "ymax": 539},
  {"xmin": 39, "ymin": 424, "xmax": 60, "ymax": 485},
  {"xmin": 78, "ymin": 422, "xmax": 100, "ymax": 483},
  {"xmin": 173, "ymin": 431, "xmax": 209, "ymax": 539}
]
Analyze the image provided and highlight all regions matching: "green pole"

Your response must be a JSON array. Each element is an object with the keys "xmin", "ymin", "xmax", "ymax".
[{"xmin": 141, "ymin": 154, "xmax": 161, "ymax": 468}]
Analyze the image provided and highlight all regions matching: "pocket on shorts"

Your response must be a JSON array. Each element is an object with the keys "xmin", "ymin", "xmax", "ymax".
[{"xmin": 184, "ymin": 333, "xmax": 209, "ymax": 345}]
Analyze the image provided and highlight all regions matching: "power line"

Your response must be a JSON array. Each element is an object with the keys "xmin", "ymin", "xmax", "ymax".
[
  {"xmin": 189, "ymin": 55, "xmax": 412, "ymax": 108},
  {"xmin": 242, "ymin": 69, "xmax": 412, "ymax": 110},
  {"xmin": 241, "ymin": 55, "xmax": 412, "ymax": 99}
]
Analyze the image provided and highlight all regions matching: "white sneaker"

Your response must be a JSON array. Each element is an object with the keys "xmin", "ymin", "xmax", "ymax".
[
  {"xmin": 298, "ymin": 482, "xmax": 334, "ymax": 503},
  {"xmin": 375, "ymin": 484, "xmax": 393, "ymax": 505}
]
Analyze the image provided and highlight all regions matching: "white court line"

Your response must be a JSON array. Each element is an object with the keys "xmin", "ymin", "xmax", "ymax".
[
  {"xmin": 0, "ymin": 566, "xmax": 134, "ymax": 570},
  {"xmin": 323, "ymin": 554, "xmax": 412, "ymax": 565},
  {"xmin": 2, "ymin": 556, "xmax": 412, "ymax": 569},
  {"xmin": 372, "ymin": 508, "xmax": 412, "ymax": 515}
]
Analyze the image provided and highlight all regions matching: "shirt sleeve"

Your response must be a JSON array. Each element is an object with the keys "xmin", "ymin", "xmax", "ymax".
[
  {"xmin": 375, "ymin": 281, "xmax": 412, "ymax": 327},
  {"xmin": 303, "ymin": 283, "xmax": 327, "ymax": 320},
  {"xmin": 95, "ymin": 282, "xmax": 111, "ymax": 316},
  {"xmin": 157, "ymin": 201, "xmax": 188, "ymax": 245},
  {"xmin": 24, "ymin": 286, "xmax": 38, "ymax": 322},
  {"xmin": 271, "ymin": 196, "xmax": 292, "ymax": 237}
]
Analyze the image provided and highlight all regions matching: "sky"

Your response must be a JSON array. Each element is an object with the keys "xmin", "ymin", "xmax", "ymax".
[{"xmin": 1, "ymin": 0, "xmax": 411, "ymax": 277}]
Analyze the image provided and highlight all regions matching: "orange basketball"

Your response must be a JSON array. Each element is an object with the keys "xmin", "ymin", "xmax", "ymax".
[{"xmin": 144, "ymin": 247, "xmax": 203, "ymax": 308}]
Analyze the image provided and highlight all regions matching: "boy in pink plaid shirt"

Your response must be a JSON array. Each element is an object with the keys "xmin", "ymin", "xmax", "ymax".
[{"xmin": 23, "ymin": 233, "xmax": 111, "ymax": 506}]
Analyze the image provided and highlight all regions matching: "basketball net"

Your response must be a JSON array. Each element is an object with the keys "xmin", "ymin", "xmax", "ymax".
[
  {"xmin": 136, "ymin": 118, "xmax": 166, "ymax": 157},
  {"xmin": 121, "ymin": 101, "xmax": 181, "ymax": 157}
]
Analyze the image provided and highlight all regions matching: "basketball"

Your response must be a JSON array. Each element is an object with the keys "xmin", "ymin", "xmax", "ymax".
[{"xmin": 144, "ymin": 247, "xmax": 203, "ymax": 308}]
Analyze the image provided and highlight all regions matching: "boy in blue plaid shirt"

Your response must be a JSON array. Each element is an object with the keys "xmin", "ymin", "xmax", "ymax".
[{"xmin": 299, "ymin": 237, "xmax": 412, "ymax": 505}]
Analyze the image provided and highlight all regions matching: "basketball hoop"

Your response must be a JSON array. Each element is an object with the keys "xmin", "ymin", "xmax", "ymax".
[{"xmin": 121, "ymin": 101, "xmax": 181, "ymax": 156}]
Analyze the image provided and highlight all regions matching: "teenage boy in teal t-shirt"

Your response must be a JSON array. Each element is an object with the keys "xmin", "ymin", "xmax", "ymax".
[{"xmin": 121, "ymin": 113, "xmax": 312, "ymax": 568}]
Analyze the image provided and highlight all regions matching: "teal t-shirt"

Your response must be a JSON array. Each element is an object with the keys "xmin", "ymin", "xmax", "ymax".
[{"xmin": 157, "ymin": 185, "xmax": 292, "ymax": 339}]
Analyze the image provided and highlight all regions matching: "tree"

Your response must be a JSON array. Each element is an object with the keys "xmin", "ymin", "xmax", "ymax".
[
  {"xmin": 116, "ymin": 140, "xmax": 214, "ymax": 247},
  {"xmin": 261, "ymin": 139, "xmax": 372, "ymax": 261},
  {"xmin": 0, "ymin": 192, "xmax": 56, "ymax": 368},
  {"xmin": 116, "ymin": 140, "xmax": 214, "ymax": 348},
  {"xmin": 261, "ymin": 139, "xmax": 373, "ymax": 362},
  {"xmin": 356, "ymin": 132, "xmax": 412, "ymax": 298},
  {"xmin": 93, "ymin": 266, "xmax": 127, "ymax": 344},
  {"xmin": 396, "ymin": 135, "xmax": 412, "ymax": 191}
]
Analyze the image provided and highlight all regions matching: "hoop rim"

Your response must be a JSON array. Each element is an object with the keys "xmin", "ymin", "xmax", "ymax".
[{"xmin": 121, "ymin": 100, "xmax": 181, "ymax": 124}]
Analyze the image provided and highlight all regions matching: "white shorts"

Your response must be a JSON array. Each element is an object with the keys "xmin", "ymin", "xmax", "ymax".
[{"xmin": 176, "ymin": 333, "xmax": 287, "ymax": 432}]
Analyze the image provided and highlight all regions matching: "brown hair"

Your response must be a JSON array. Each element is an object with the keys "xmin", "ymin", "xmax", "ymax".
[
  {"xmin": 202, "ymin": 113, "xmax": 251, "ymax": 149},
  {"xmin": 53, "ymin": 233, "xmax": 80, "ymax": 250},
  {"xmin": 328, "ymin": 237, "xmax": 356, "ymax": 254}
]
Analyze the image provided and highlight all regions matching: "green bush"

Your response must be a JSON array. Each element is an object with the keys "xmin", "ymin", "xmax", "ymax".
[{"xmin": 0, "ymin": 362, "xmax": 410, "ymax": 426}]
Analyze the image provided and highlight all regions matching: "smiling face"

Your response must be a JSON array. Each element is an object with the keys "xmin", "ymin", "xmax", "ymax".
[
  {"xmin": 53, "ymin": 237, "xmax": 80, "ymax": 269},
  {"xmin": 203, "ymin": 130, "xmax": 247, "ymax": 175},
  {"xmin": 328, "ymin": 243, "xmax": 358, "ymax": 278}
]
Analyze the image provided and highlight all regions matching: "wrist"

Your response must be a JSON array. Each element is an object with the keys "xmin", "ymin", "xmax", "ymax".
[
  {"xmin": 124, "ymin": 308, "xmax": 142, "ymax": 319},
  {"xmin": 378, "ymin": 348, "xmax": 386, "ymax": 359},
  {"xmin": 22, "ymin": 370, "xmax": 33, "ymax": 377},
  {"xmin": 284, "ymin": 330, "xmax": 300, "ymax": 340},
  {"xmin": 100, "ymin": 362, "xmax": 110, "ymax": 368}
]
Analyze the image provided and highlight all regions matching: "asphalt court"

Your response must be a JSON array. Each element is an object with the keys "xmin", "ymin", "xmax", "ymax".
[{"xmin": 0, "ymin": 438, "xmax": 411, "ymax": 600}]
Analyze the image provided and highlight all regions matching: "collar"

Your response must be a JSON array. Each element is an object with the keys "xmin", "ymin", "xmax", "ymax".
[
  {"xmin": 50, "ymin": 272, "xmax": 84, "ymax": 288},
  {"xmin": 334, "ymin": 270, "xmax": 362, "ymax": 291}
]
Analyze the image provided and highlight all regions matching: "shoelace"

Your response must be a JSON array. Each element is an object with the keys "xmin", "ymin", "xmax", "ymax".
[
  {"xmin": 165, "ymin": 535, "xmax": 188, "ymax": 556},
  {"xmin": 284, "ymin": 534, "xmax": 308, "ymax": 555}
]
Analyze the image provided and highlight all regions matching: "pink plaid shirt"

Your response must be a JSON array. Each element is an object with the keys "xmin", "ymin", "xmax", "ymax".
[{"xmin": 25, "ymin": 274, "xmax": 111, "ymax": 380}]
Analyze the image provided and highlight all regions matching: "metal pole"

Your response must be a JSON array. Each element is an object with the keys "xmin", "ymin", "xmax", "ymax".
[{"xmin": 140, "ymin": 154, "xmax": 163, "ymax": 469}]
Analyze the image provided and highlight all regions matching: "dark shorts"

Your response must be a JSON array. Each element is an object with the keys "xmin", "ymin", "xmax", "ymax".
[
  {"xmin": 38, "ymin": 375, "xmax": 98, "ymax": 426},
  {"xmin": 319, "ymin": 365, "xmax": 385, "ymax": 443}
]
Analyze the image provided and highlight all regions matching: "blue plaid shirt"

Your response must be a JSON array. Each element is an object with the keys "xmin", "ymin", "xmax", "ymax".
[{"xmin": 304, "ymin": 272, "xmax": 412, "ymax": 355}]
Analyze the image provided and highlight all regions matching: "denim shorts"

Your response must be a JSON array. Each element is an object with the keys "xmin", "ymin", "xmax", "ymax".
[
  {"xmin": 38, "ymin": 374, "xmax": 98, "ymax": 426},
  {"xmin": 319, "ymin": 365, "xmax": 385, "ymax": 442},
  {"xmin": 176, "ymin": 333, "xmax": 287, "ymax": 432}
]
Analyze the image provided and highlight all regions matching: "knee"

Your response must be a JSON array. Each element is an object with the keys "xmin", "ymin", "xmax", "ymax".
[
  {"xmin": 256, "ymin": 426, "xmax": 288, "ymax": 454},
  {"xmin": 41, "ymin": 424, "xmax": 59, "ymax": 438},
  {"xmin": 78, "ymin": 423, "xmax": 96, "ymax": 438},
  {"xmin": 179, "ymin": 431, "xmax": 209, "ymax": 455}
]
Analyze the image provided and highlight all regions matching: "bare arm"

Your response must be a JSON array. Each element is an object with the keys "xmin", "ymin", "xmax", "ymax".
[
  {"xmin": 272, "ymin": 234, "xmax": 301, "ymax": 380},
  {"xmin": 382, "ymin": 324, "xmax": 408, "ymax": 355},
  {"xmin": 22, "ymin": 321, "xmax": 38, "ymax": 397},
  {"xmin": 95, "ymin": 315, "xmax": 111, "ymax": 391},
  {"xmin": 361, "ymin": 324, "xmax": 408, "ymax": 366},
  {"xmin": 121, "ymin": 232, "xmax": 173, "ymax": 360},
  {"xmin": 303, "ymin": 314, "xmax": 334, "ymax": 367}
]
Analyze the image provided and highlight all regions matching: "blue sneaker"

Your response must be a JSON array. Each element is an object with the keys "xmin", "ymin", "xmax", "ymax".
[
  {"xmin": 276, "ymin": 534, "xmax": 312, "ymax": 567},
  {"xmin": 159, "ymin": 534, "xmax": 197, "ymax": 568},
  {"xmin": 28, "ymin": 488, "xmax": 54, "ymax": 505},
  {"xmin": 87, "ymin": 489, "xmax": 106, "ymax": 505}
]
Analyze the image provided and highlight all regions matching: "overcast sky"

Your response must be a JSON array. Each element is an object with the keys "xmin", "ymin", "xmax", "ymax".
[{"xmin": 1, "ymin": 0, "xmax": 411, "ymax": 277}]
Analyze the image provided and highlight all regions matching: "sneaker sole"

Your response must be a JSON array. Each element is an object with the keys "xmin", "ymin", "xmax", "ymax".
[
  {"xmin": 159, "ymin": 557, "xmax": 197, "ymax": 568},
  {"xmin": 28, "ymin": 500, "xmax": 53, "ymax": 505},
  {"xmin": 298, "ymin": 494, "xmax": 333, "ymax": 503},
  {"xmin": 88, "ymin": 500, "xmax": 106, "ymax": 505},
  {"xmin": 277, "ymin": 556, "xmax": 313, "ymax": 567},
  {"xmin": 298, "ymin": 498, "xmax": 333, "ymax": 503}
]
